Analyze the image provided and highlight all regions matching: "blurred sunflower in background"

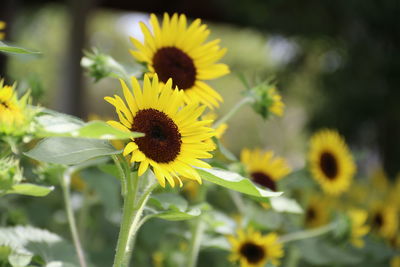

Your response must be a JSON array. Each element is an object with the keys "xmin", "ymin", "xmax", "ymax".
[
  {"xmin": 348, "ymin": 209, "xmax": 370, "ymax": 248},
  {"xmin": 130, "ymin": 13, "xmax": 230, "ymax": 108},
  {"xmin": 0, "ymin": 21, "xmax": 5, "ymax": 40},
  {"xmin": 370, "ymin": 202, "xmax": 398, "ymax": 240},
  {"xmin": 241, "ymin": 148, "xmax": 291, "ymax": 191},
  {"xmin": 227, "ymin": 228, "xmax": 284, "ymax": 267},
  {"xmin": 308, "ymin": 129, "xmax": 356, "ymax": 195},
  {"xmin": 304, "ymin": 195, "xmax": 331, "ymax": 228},
  {"xmin": 105, "ymin": 74, "xmax": 215, "ymax": 187}
]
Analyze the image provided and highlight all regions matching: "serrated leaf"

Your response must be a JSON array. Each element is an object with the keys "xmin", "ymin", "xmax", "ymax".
[
  {"xmin": 0, "ymin": 41, "xmax": 41, "ymax": 55},
  {"xmin": 5, "ymin": 184, "xmax": 54, "ymax": 197},
  {"xmin": 148, "ymin": 193, "xmax": 201, "ymax": 221},
  {"xmin": 154, "ymin": 208, "xmax": 201, "ymax": 221},
  {"xmin": 36, "ymin": 114, "xmax": 142, "ymax": 140},
  {"xmin": 24, "ymin": 137, "xmax": 120, "ymax": 165},
  {"xmin": 196, "ymin": 168, "xmax": 282, "ymax": 198},
  {"xmin": 149, "ymin": 193, "xmax": 188, "ymax": 212}
]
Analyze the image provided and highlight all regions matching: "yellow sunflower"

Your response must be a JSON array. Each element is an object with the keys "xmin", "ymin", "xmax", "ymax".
[
  {"xmin": 348, "ymin": 209, "xmax": 370, "ymax": 248},
  {"xmin": 308, "ymin": 129, "xmax": 356, "ymax": 195},
  {"xmin": 392, "ymin": 256, "xmax": 400, "ymax": 267},
  {"xmin": 227, "ymin": 228, "xmax": 284, "ymax": 267},
  {"xmin": 0, "ymin": 21, "xmax": 5, "ymax": 40},
  {"xmin": 129, "ymin": 13, "xmax": 229, "ymax": 108},
  {"xmin": 241, "ymin": 148, "xmax": 291, "ymax": 191},
  {"xmin": 304, "ymin": 195, "xmax": 331, "ymax": 228},
  {"xmin": 0, "ymin": 79, "xmax": 31, "ymax": 135},
  {"xmin": 268, "ymin": 87, "xmax": 284, "ymax": 116},
  {"xmin": 105, "ymin": 74, "xmax": 215, "ymax": 187},
  {"xmin": 370, "ymin": 202, "xmax": 398, "ymax": 240}
]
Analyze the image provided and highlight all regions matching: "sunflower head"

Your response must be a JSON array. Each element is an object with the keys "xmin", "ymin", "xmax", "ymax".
[
  {"xmin": 245, "ymin": 81, "xmax": 285, "ymax": 119},
  {"xmin": 227, "ymin": 228, "xmax": 284, "ymax": 267},
  {"xmin": 0, "ymin": 21, "xmax": 5, "ymax": 40},
  {"xmin": 370, "ymin": 202, "xmax": 398, "ymax": 240},
  {"xmin": 241, "ymin": 148, "xmax": 291, "ymax": 191},
  {"xmin": 105, "ymin": 74, "xmax": 215, "ymax": 188},
  {"xmin": 0, "ymin": 79, "xmax": 34, "ymax": 136},
  {"xmin": 129, "ymin": 13, "xmax": 229, "ymax": 108},
  {"xmin": 308, "ymin": 129, "xmax": 356, "ymax": 195},
  {"xmin": 304, "ymin": 195, "xmax": 331, "ymax": 228},
  {"xmin": 348, "ymin": 209, "xmax": 370, "ymax": 248}
]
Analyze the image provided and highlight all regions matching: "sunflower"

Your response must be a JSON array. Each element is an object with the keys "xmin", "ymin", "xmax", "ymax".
[
  {"xmin": 308, "ymin": 129, "xmax": 356, "ymax": 195},
  {"xmin": 348, "ymin": 209, "xmax": 370, "ymax": 248},
  {"xmin": 227, "ymin": 228, "xmax": 284, "ymax": 267},
  {"xmin": 129, "ymin": 13, "xmax": 229, "ymax": 108},
  {"xmin": 0, "ymin": 21, "xmax": 5, "ymax": 40},
  {"xmin": 241, "ymin": 148, "xmax": 291, "ymax": 191},
  {"xmin": 370, "ymin": 203, "xmax": 398, "ymax": 240},
  {"xmin": 0, "ymin": 79, "xmax": 32, "ymax": 135},
  {"xmin": 105, "ymin": 74, "xmax": 215, "ymax": 187},
  {"xmin": 304, "ymin": 195, "xmax": 331, "ymax": 228},
  {"xmin": 268, "ymin": 87, "xmax": 284, "ymax": 117}
]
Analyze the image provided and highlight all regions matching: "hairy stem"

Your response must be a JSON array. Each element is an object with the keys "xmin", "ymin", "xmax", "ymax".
[
  {"xmin": 213, "ymin": 96, "xmax": 254, "ymax": 128},
  {"xmin": 187, "ymin": 217, "xmax": 205, "ymax": 267}
]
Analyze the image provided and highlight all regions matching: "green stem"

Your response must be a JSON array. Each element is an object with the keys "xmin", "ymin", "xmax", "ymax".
[
  {"xmin": 187, "ymin": 217, "xmax": 205, "ymax": 267},
  {"xmin": 61, "ymin": 169, "xmax": 88, "ymax": 267},
  {"xmin": 279, "ymin": 222, "xmax": 337, "ymax": 244},
  {"xmin": 113, "ymin": 170, "xmax": 158, "ymax": 267},
  {"xmin": 228, "ymin": 191, "xmax": 246, "ymax": 214},
  {"xmin": 213, "ymin": 96, "xmax": 254, "ymax": 128}
]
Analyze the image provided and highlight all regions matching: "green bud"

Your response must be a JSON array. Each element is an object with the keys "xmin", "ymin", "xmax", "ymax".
[
  {"xmin": 0, "ymin": 157, "xmax": 23, "ymax": 191},
  {"xmin": 244, "ymin": 81, "xmax": 285, "ymax": 120},
  {"xmin": 81, "ymin": 48, "xmax": 128, "ymax": 82}
]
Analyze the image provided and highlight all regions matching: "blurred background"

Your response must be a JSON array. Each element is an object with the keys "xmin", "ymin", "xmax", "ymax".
[{"xmin": 1, "ymin": 0, "xmax": 399, "ymax": 178}]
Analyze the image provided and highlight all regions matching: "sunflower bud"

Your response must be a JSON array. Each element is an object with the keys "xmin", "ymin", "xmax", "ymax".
[
  {"xmin": 81, "ymin": 49, "xmax": 128, "ymax": 82},
  {"xmin": 0, "ymin": 157, "xmax": 23, "ymax": 191},
  {"xmin": 245, "ymin": 81, "xmax": 285, "ymax": 119}
]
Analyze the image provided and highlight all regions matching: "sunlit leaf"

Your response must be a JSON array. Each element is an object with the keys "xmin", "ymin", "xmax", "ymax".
[
  {"xmin": 5, "ymin": 184, "xmax": 54, "ymax": 197},
  {"xmin": 196, "ymin": 168, "xmax": 282, "ymax": 198},
  {"xmin": 0, "ymin": 41, "xmax": 41, "ymax": 55},
  {"xmin": 25, "ymin": 137, "xmax": 121, "ymax": 165}
]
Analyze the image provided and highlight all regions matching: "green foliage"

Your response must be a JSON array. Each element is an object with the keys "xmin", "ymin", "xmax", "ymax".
[
  {"xmin": 148, "ymin": 193, "xmax": 201, "ymax": 221},
  {"xmin": 0, "ymin": 41, "xmax": 41, "ymax": 55},
  {"xmin": 24, "ymin": 137, "xmax": 120, "ymax": 165},
  {"xmin": 197, "ymin": 168, "xmax": 282, "ymax": 198}
]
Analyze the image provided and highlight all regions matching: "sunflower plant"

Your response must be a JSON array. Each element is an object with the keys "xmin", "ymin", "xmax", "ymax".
[{"xmin": 1, "ymin": 11, "xmax": 398, "ymax": 267}]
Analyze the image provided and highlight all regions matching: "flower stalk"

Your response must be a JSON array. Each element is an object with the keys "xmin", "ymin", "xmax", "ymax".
[
  {"xmin": 279, "ymin": 222, "xmax": 337, "ymax": 244},
  {"xmin": 213, "ymin": 96, "xmax": 254, "ymax": 128}
]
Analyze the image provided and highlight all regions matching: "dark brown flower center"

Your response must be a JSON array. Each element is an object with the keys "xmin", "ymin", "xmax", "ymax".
[
  {"xmin": 320, "ymin": 152, "xmax": 338, "ymax": 179},
  {"xmin": 239, "ymin": 242, "xmax": 265, "ymax": 264},
  {"xmin": 131, "ymin": 108, "xmax": 181, "ymax": 163},
  {"xmin": 251, "ymin": 171, "xmax": 277, "ymax": 191},
  {"xmin": 153, "ymin": 47, "xmax": 196, "ymax": 90},
  {"xmin": 306, "ymin": 206, "xmax": 317, "ymax": 222},
  {"xmin": 372, "ymin": 213, "xmax": 384, "ymax": 229}
]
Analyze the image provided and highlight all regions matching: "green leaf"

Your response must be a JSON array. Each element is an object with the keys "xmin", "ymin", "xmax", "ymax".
[
  {"xmin": 197, "ymin": 168, "xmax": 282, "ymax": 198},
  {"xmin": 0, "ymin": 41, "xmax": 41, "ymax": 55},
  {"xmin": 0, "ymin": 226, "xmax": 78, "ymax": 266},
  {"xmin": 269, "ymin": 196, "xmax": 303, "ymax": 214},
  {"xmin": 98, "ymin": 164, "xmax": 120, "ymax": 179},
  {"xmin": 81, "ymin": 168, "xmax": 121, "ymax": 223},
  {"xmin": 8, "ymin": 252, "xmax": 32, "ymax": 267},
  {"xmin": 36, "ymin": 114, "xmax": 142, "ymax": 140},
  {"xmin": 24, "ymin": 137, "xmax": 121, "ymax": 165},
  {"xmin": 5, "ymin": 184, "xmax": 54, "ymax": 197},
  {"xmin": 148, "ymin": 193, "xmax": 201, "ymax": 221}
]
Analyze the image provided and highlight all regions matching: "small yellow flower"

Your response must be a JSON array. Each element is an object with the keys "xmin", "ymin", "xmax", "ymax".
[
  {"xmin": 268, "ymin": 87, "xmax": 284, "ymax": 117},
  {"xmin": 348, "ymin": 209, "xmax": 369, "ymax": 248},
  {"xmin": 308, "ymin": 129, "xmax": 356, "ymax": 195},
  {"xmin": 105, "ymin": 74, "xmax": 215, "ymax": 187},
  {"xmin": 130, "ymin": 13, "xmax": 229, "ymax": 108},
  {"xmin": 0, "ymin": 79, "xmax": 33, "ymax": 136},
  {"xmin": 227, "ymin": 228, "xmax": 284, "ymax": 267},
  {"xmin": 391, "ymin": 256, "xmax": 400, "ymax": 267},
  {"xmin": 241, "ymin": 148, "xmax": 291, "ymax": 191}
]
